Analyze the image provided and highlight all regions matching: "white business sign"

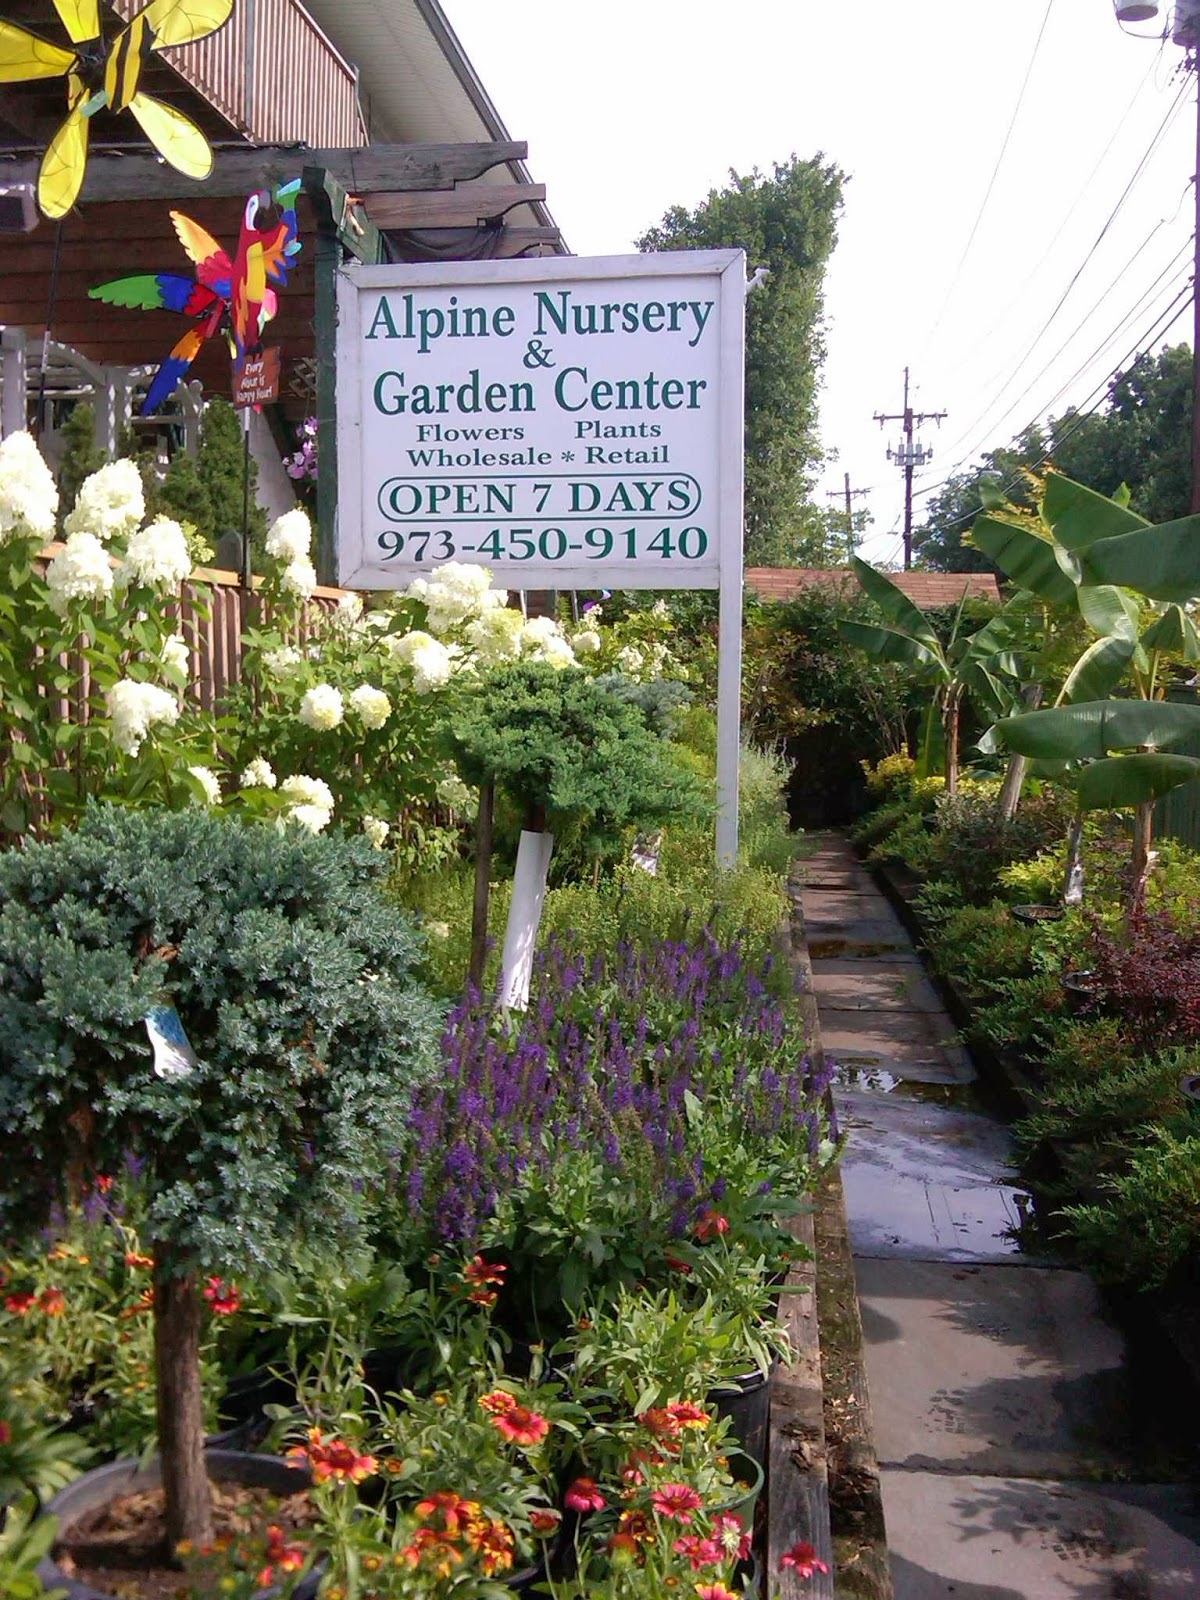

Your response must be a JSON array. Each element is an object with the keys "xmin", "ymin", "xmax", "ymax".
[
  {"xmin": 335, "ymin": 249, "xmax": 746, "ymax": 862},
  {"xmin": 335, "ymin": 251, "xmax": 744, "ymax": 592}
]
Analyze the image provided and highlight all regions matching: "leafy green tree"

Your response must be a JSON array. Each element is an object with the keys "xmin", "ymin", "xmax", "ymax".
[
  {"xmin": 916, "ymin": 346, "xmax": 1193, "ymax": 571},
  {"xmin": 195, "ymin": 398, "xmax": 266, "ymax": 551},
  {"xmin": 637, "ymin": 156, "xmax": 845, "ymax": 566},
  {"xmin": 0, "ymin": 806, "xmax": 439, "ymax": 1547}
]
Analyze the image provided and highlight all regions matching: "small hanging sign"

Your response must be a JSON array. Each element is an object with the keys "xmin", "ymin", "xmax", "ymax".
[
  {"xmin": 234, "ymin": 346, "xmax": 282, "ymax": 408},
  {"xmin": 145, "ymin": 1005, "xmax": 198, "ymax": 1082}
]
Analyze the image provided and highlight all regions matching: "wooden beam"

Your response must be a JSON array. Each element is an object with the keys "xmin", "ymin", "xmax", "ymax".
[
  {"xmin": 0, "ymin": 141, "xmax": 530, "ymax": 205},
  {"xmin": 365, "ymin": 185, "xmax": 546, "ymax": 231}
]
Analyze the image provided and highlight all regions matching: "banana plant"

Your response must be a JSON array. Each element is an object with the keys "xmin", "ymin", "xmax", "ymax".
[
  {"xmin": 838, "ymin": 556, "xmax": 1021, "ymax": 794},
  {"xmin": 981, "ymin": 475, "xmax": 1200, "ymax": 912}
]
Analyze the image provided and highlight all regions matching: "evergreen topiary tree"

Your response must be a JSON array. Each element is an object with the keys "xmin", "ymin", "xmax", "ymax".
[
  {"xmin": 55, "ymin": 403, "xmax": 108, "ymax": 529},
  {"xmin": 0, "ymin": 806, "xmax": 440, "ymax": 1549},
  {"xmin": 196, "ymin": 398, "xmax": 266, "ymax": 551}
]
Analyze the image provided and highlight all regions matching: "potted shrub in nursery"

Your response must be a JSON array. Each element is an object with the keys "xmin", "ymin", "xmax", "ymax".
[{"xmin": 0, "ymin": 805, "xmax": 440, "ymax": 1595}]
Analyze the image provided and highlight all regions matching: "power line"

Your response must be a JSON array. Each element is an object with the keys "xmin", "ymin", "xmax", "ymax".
[
  {"xmin": 920, "ymin": 278, "xmax": 1195, "ymax": 542},
  {"xmin": 934, "ymin": 75, "xmax": 1191, "ymax": 467},
  {"xmin": 919, "ymin": 0, "xmax": 1058, "ymax": 365}
]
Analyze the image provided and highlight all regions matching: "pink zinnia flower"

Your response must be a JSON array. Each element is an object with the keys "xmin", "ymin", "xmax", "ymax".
[
  {"xmin": 781, "ymin": 1540, "xmax": 830, "ymax": 1577},
  {"xmin": 564, "ymin": 1477, "xmax": 605, "ymax": 1513},
  {"xmin": 694, "ymin": 1584, "xmax": 739, "ymax": 1600},
  {"xmin": 673, "ymin": 1533, "xmax": 723, "ymax": 1570},
  {"xmin": 710, "ymin": 1512, "xmax": 751, "ymax": 1561},
  {"xmin": 202, "ymin": 1277, "xmax": 241, "ymax": 1315}
]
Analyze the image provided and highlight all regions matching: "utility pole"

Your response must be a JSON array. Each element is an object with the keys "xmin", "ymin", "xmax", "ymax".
[
  {"xmin": 825, "ymin": 472, "xmax": 869, "ymax": 556},
  {"xmin": 874, "ymin": 368, "xmax": 946, "ymax": 569}
]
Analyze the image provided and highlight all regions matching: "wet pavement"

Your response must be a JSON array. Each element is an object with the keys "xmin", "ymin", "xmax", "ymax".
[{"xmin": 800, "ymin": 834, "xmax": 1200, "ymax": 1600}]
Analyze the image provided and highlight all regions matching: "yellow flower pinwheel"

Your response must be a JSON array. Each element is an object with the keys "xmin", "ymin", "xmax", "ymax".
[{"xmin": 0, "ymin": 0, "xmax": 234, "ymax": 220}]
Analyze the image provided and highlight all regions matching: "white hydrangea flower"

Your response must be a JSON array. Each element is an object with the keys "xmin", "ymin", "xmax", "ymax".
[
  {"xmin": 335, "ymin": 593, "xmax": 363, "ymax": 626},
  {"xmin": 160, "ymin": 633, "xmax": 190, "ymax": 675},
  {"xmin": 240, "ymin": 756, "xmax": 277, "ymax": 789},
  {"xmin": 425, "ymin": 920, "xmax": 450, "ymax": 941},
  {"xmin": 187, "ymin": 765, "xmax": 221, "ymax": 805},
  {"xmin": 464, "ymin": 606, "xmax": 524, "ymax": 665},
  {"xmin": 407, "ymin": 562, "xmax": 507, "ymax": 634},
  {"xmin": 118, "ymin": 517, "xmax": 191, "ymax": 592},
  {"xmin": 572, "ymin": 629, "xmax": 602, "ymax": 655},
  {"xmin": 435, "ymin": 771, "xmax": 472, "ymax": 810},
  {"xmin": 265, "ymin": 508, "xmax": 312, "ymax": 563},
  {"xmin": 410, "ymin": 639, "xmax": 454, "ymax": 693},
  {"xmin": 64, "ymin": 458, "xmax": 144, "ymax": 542},
  {"xmin": 281, "ymin": 557, "xmax": 317, "ymax": 598},
  {"xmin": 46, "ymin": 531, "xmax": 114, "ymax": 613},
  {"xmin": 289, "ymin": 803, "xmax": 332, "ymax": 834},
  {"xmin": 521, "ymin": 617, "xmax": 576, "ymax": 668},
  {"xmin": 105, "ymin": 679, "xmax": 179, "ymax": 757},
  {"xmin": 651, "ymin": 600, "xmax": 670, "ymax": 620},
  {"xmin": 362, "ymin": 814, "xmax": 390, "ymax": 849},
  {"xmin": 298, "ymin": 684, "xmax": 344, "ymax": 731},
  {"xmin": 616, "ymin": 644, "xmax": 647, "ymax": 678},
  {"xmin": 349, "ymin": 683, "xmax": 391, "ymax": 729},
  {"xmin": 0, "ymin": 430, "xmax": 58, "ymax": 542},
  {"xmin": 262, "ymin": 645, "xmax": 304, "ymax": 678}
]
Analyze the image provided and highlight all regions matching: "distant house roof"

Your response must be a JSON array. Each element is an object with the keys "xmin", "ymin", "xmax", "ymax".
[{"xmin": 746, "ymin": 567, "xmax": 1001, "ymax": 609}]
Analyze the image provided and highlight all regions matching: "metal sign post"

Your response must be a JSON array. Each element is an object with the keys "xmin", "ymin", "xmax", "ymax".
[{"xmin": 335, "ymin": 250, "xmax": 746, "ymax": 865}]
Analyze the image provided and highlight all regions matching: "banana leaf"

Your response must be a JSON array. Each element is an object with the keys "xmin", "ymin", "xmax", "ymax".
[
  {"xmin": 1076, "ymin": 584, "xmax": 1140, "ymax": 640},
  {"xmin": 1139, "ymin": 603, "xmax": 1200, "ymax": 662},
  {"xmin": 849, "ymin": 556, "xmax": 942, "ymax": 651},
  {"xmin": 836, "ymin": 619, "xmax": 944, "ymax": 674},
  {"xmin": 1042, "ymin": 473, "xmax": 1148, "ymax": 550},
  {"xmin": 971, "ymin": 515, "xmax": 1076, "ymax": 607},
  {"xmin": 1081, "ymin": 514, "xmax": 1200, "ymax": 604},
  {"xmin": 992, "ymin": 698, "xmax": 1200, "ymax": 758},
  {"xmin": 1058, "ymin": 634, "xmax": 1136, "ymax": 704},
  {"xmin": 1075, "ymin": 752, "xmax": 1200, "ymax": 810}
]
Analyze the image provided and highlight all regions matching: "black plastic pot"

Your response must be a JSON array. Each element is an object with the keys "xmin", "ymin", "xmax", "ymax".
[
  {"xmin": 1010, "ymin": 904, "xmax": 1064, "ymax": 927},
  {"xmin": 36, "ymin": 1448, "xmax": 318, "ymax": 1600},
  {"xmin": 707, "ymin": 1364, "xmax": 776, "ymax": 1476},
  {"xmin": 1062, "ymin": 969, "xmax": 1103, "ymax": 1015}
]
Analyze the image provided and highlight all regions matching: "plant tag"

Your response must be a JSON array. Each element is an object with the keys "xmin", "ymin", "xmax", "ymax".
[{"xmin": 145, "ymin": 1005, "xmax": 197, "ymax": 1082}]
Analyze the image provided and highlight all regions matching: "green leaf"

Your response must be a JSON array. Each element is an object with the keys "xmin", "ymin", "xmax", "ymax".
[
  {"xmin": 1076, "ymin": 585, "xmax": 1139, "ymax": 640},
  {"xmin": 1081, "ymin": 514, "xmax": 1200, "ymax": 603},
  {"xmin": 993, "ymin": 698, "xmax": 1200, "ymax": 758},
  {"xmin": 1041, "ymin": 473, "xmax": 1149, "ymax": 549},
  {"xmin": 1059, "ymin": 634, "xmax": 1136, "ymax": 703},
  {"xmin": 848, "ymin": 556, "xmax": 942, "ymax": 649},
  {"xmin": 1140, "ymin": 605, "xmax": 1200, "ymax": 663},
  {"xmin": 971, "ymin": 515, "xmax": 1076, "ymax": 606},
  {"xmin": 1075, "ymin": 752, "xmax": 1200, "ymax": 810},
  {"xmin": 836, "ymin": 619, "xmax": 944, "ymax": 674}
]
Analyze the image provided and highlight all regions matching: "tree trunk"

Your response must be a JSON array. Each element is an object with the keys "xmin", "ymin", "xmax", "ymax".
[
  {"xmin": 943, "ymin": 689, "xmax": 961, "ymax": 797},
  {"xmin": 154, "ymin": 1258, "xmax": 213, "ymax": 1553},
  {"xmin": 1063, "ymin": 816, "xmax": 1085, "ymax": 906},
  {"xmin": 468, "ymin": 781, "xmax": 495, "ymax": 994},
  {"xmin": 998, "ymin": 684, "xmax": 1043, "ymax": 822},
  {"xmin": 1129, "ymin": 800, "xmax": 1155, "ymax": 920}
]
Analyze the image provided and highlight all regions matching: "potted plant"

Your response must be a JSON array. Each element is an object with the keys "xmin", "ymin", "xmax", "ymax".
[{"xmin": 0, "ymin": 806, "xmax": 439, "ymax": 1579}]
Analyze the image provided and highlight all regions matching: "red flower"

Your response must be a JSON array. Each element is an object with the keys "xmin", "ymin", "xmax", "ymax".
[
  {"xmin": 710, "ymin": 1513, "xmax": 751, "ymax": 1561},
  {"xmin": 650, "ymin": 1483, "xmax": 703, "ymax": 1524},
  {"xmin": 664, "ymin": 1254, "xmax": 693, "ymax": 1274},
  {"xmin": 666, "ymin": 1401, "xmax": 711, "ymax": 1430},
  {"xmin": 94, "ymin": 1175, "xmax": 114, "ymax": 1195},
  {"xmin": 695, "ymin": 1585, "xmax": 739, "ymax": 1600},
  {"xmin": 638, "ymin": 1407, "xmax": 682, "ymax": 1438},
  {"xmin": 462, "ymin": 1255, "xmax": 506, "ymax": 1306},
  {"xmin": 124, "ymin": 1252, "xmax": 153, "ymax": 1270},
  {"xmin": 564, "ymin": 1477, "xmax": 605, "ymax": 1514},
  {"xmin": 673, "ymin": 1534, "xmax": 723, "ymax": 1571},
  {"xmin": 256, "ymin": 1525, "xmax": 306, "ymax": 1588},
  {"xmin": 4, "ymin": 1293, "xmax": 35, "ymax": 1316},
  {"xmin": 616, "ymin": 1510, "xmax": 654, "ymax": 1544},
  {"xmin": 38, "ymin": 1287, "xmax": 65, "ymax": 1316},
  {"xmin": 0, "ymin": 1421, "xmax": 12, "ymax": 1445},
  {"xmin": 288, "ymin": 1427, "xmax": 377, "ymax": 1483},
  {"xmin": 781, "ymin": 1540, "xmax": 830, "ymax": 1578},
  {"xmin": 606, "ymin": 1530, "xmax": 643, "ymax": 1566},
  {"xmin": 414, "ymin": 1491, "xmax": 481, "ymax": 1538},
  {"xmin": 202, "ymin": 1277, "xmax": 241, "ymax": 1316},
  {"xmin": 490, "ymin": 1402, "xmax": 550, "ymax": 1447},
  {"xmin": 529, "ymin": 1508, "xmax": 562, "ymax": 1535},
  {"xmin": 401, "ymin": 1528, "xmax": 464, "ymax": 1577},
  {"xmin": 694, "ymin": 1207, "xmax": 730, "ymax": 1242},
  {"xmin": 466, "ymin": 1517, "xmax": 515, "ymax": 1576},
  {"xmin": 120, "ymin": 1287, "xmax": 154, "ymax": 1320}
]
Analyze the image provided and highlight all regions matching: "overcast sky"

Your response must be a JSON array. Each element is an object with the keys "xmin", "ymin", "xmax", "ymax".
[{"xmin": 440, "ymin": 0, "xmax": 1196, "ymax": 565}]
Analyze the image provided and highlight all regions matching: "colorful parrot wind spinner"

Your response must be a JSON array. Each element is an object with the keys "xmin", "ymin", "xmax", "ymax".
[
  {"xmin": 0, "ymin": 0, "xmax": 234, "ymax": 220},
  {"xmin": 89, "ymin": 181, "xmax": 302, "ymax": 415}
]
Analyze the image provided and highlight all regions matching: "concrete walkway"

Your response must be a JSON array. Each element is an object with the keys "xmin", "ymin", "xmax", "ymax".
[{"xmin": 800, "ymin": 833, "xmax": 1200, "ymax": 1600}]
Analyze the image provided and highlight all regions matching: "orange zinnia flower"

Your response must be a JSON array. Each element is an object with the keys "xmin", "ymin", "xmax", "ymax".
[
  {"xmin": 666, "ymin": 1401, "xmax": 710, "ymax": 1430},
  {"xmin": 466, "ymin": 1517, "xmax": 515, "ymax": 1575},
  {"xmin": 38, "ymin": 1287, "xmax": 66, "ymax": 1316},
  {"xmin": 288, "ymin": 1427, "xmax": 377, "ymax": 1483},
  {"xmin": 4, "ymin": 1293, "xmax": 35, "ymax": 1316},
  {"xmin": 124, "ymin": 1252, "xmax": 153, "ymax": 1270},
  {"xmin": 529, "ymin": 1508, "xmax": 561, "ymax": 1535},
  {"xmin": 414, "ymin": 1490, "xmax": 481, "ymax": 1539},
  {"xmin": 462, "ymin": 1255, "xmax": 506, "ymax": 1305},
  {"xmin": 490, "ymin": 1402, "xmax": 549, "ymax": 1447},
  {"xmin": 401, "ymin": 1528, "xmax": 463, "ymax": 1577}
]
